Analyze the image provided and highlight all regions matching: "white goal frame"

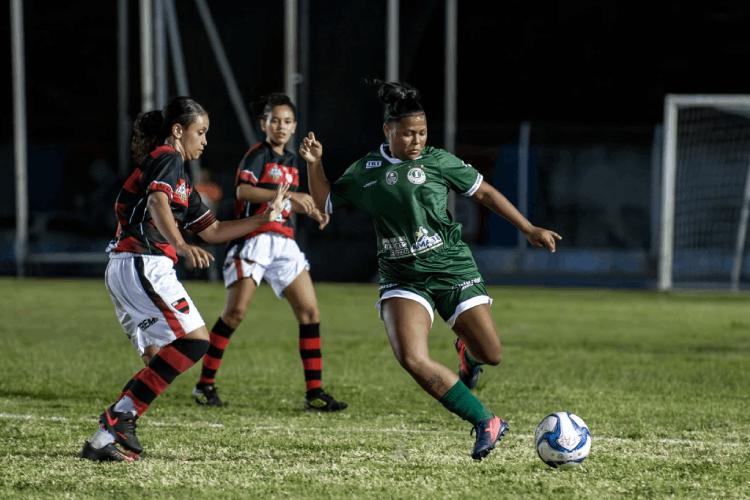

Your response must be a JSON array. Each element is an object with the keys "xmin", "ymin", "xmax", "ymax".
[{"xmin": 658, "ymin": 94, "xmax": 750, "ymax": 290}]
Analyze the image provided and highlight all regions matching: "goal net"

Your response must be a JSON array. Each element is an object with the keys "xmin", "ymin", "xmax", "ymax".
[{"xmin": 658, "ymin": 95, "xmax": 750, "ymax": 290}]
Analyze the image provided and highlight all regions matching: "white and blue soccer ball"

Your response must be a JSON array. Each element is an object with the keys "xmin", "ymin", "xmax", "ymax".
[{"xmin": 534, "ymin": 411, "xmax": 591, "ymax": 469}]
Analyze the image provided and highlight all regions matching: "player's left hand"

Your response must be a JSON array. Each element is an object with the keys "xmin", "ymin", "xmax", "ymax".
[{"xmin": 526, "ymin": 226, "xmax": 562, "ymax": 253}]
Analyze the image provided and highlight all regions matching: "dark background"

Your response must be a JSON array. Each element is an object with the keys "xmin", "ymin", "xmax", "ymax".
[{"xmin": 2, "ymin": 1, "xmax": 749, "ymax": 280}]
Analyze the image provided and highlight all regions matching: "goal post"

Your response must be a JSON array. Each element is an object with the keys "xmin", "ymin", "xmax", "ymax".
[{"xmin": 658, "ymin": 94, "xmax": 750, "ymax": 290}]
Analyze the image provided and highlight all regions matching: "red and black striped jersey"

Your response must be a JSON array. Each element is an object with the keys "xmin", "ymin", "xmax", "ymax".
[
  {"xmin": 234, "ymin": 141, "xmax": 302, "ymax": 239},
  {"xmin": 108, "ymin": 144, "xmax": 217, "ymax": 263}
]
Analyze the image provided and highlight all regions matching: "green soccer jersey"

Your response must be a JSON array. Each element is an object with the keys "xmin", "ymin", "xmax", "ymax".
[{"xmin": 328, "ymin": 144, "xmax": 484, "ymax": 283}]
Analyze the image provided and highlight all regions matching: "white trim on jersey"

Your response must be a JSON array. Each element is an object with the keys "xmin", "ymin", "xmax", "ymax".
[
  {"xmin": 184, "ymin": 210, "xmax": 213, "ymax": 231},
  {"xmin": 325, "ymin": 193, "xmax": 333, "ymax": 215},
  {"xmin": 462, "ymin": 173, "xmax": 484, "ymax": 197}
]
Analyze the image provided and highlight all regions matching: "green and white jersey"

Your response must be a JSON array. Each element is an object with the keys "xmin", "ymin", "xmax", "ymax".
[{"xmin": 327, "ymin": 144, "xmax": 483, "ymax": 280}]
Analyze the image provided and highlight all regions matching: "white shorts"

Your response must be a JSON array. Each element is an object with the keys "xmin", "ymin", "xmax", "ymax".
[
  {"xmin": 105, "ymin": 253, "xmax": 205, "ymax": 355},
  {"xmin": 222, "ymin": 233, "xmax": 310, "ymax": 298}
]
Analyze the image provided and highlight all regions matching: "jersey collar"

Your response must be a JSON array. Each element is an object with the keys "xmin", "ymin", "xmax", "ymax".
[{"xmin": 380, "ymin": 143, "xmax": 423, "ymax": 164}]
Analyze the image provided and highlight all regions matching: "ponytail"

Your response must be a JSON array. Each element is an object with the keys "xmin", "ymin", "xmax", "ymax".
[{"xmin": 368, "ymin": 79, "xmax": 424, "ymax": 123}]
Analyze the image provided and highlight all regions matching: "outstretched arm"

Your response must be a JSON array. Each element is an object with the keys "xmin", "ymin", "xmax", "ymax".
[
  {"xmin": 298, "ymin": 132, "xmax": 331, "ymax": 213},
  {"xmin": 148, "ymin": 192, "xmax": 214, "ymax": 268},
  {"xmin": 198, "ymin": 184, "xmax": 290, "ymax": 244},
  {"xmin": 472, "ymin": 180, "xmax": 562, "ymax": 252}
]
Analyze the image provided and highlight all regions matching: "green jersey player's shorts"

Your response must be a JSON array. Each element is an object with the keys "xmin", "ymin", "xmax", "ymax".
[{"xmin": 376, "ymin": 241, "xmax": 492, "ymax": 327}]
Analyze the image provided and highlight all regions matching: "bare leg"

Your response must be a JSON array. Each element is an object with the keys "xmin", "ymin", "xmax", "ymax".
[
  {"xmin": 221, "ymin": 277, "xmax": 258, "ymax": 329},
  {"xmin": 381, "ymin": 298, "xmax": 458, "ymax": 398},
  {"xmin": 452, "ymin": 304, "xmax": 502, "ymax": 366},
  {"xmin": 283, "ymin": 270, "xmax": 320, "ymax": 324}
]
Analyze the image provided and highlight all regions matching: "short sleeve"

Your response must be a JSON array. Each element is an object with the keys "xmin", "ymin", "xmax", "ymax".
[
  {"xmin": 144, "ymin": 152, "xmax": 182, "ymax": 201},
  {"xmin": 237, "ymin": 145, "xmax": 265, "ymax": 186},
  {"xmin": 326, "ymin": 166, "xmax": 358, "ymax": 214},
  {"xmin": 436, "ymin": 149, "xmax": 483, "ymax": 196},
  {"xmin": 184, "ymin": 189, "xmax": 217, "ymax": 233}
]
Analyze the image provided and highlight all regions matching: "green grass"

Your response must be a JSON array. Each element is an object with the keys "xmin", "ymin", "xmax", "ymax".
[{"xmin": 1, "ymin": 278, "xmax": 749, "ymax": 498}]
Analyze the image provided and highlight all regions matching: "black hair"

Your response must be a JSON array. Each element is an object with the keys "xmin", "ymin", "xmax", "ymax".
[
  {"xmin": 258, "ymin": 92, "xmax": 297, "ymax": 121},
  {"xmin": 130, "ymin": 96, "xmax": 207, "ymax": 164},
  {"xmin": 369, "ymin": 79, "xmax": 424, "ymax": 123}
]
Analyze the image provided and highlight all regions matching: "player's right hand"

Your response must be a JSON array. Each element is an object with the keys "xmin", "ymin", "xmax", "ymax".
[
  {"xmin": 290, "ymin": 192, "xmax": 316, "ymax": 215},
  {"xmin": 176, "ymin": 243, "xmax": 215, "ymax": 269},
  {"xmin": 309, "ymin": 208, "xmax": 330, "ymax": 230},
  {"xmin": 299, "ymin": 132, "xmax": 323, "ymax": 163},
  {"xmin": 267, "ymin": 183, "xmax": 291, "ymax": 221}
]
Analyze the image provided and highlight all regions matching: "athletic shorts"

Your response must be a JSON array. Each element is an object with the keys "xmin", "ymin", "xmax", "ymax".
[
  {"xmin": 105, "ymin": 253, "xmax": 205, "ymax": 355},
  {"xmin": 222, "ymin": 232, "xmax": 309, "ymax": 298}
]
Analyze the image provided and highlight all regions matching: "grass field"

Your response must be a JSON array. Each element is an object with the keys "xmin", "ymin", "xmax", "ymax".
[{"xmin": 1, "ymin": 277, "xmax": 749, "ymax": 498}]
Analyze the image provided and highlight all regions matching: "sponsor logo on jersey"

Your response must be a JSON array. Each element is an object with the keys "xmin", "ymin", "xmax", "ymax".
[
  {"xmin": 171, "ymin": 298, "xmax": 190, "ymax": 314},
  {"xmin": 454, "ymin": 277, "xmax": 482, "ymax": 290},
  {"xmin": 411, "ymin": 226, "xmax": 443, "ymax": 254},
  {"xmin": 386, "ymin": 171, "xmax": 398, "ymax": 185},
  {"xmin": 381, "ymin": 236, "xmax": 411, "ymax": 258},
  {"xmin": 366, "ymin": 160, "xmax": 382, "ymax": 169},
  {"xmin": 379, "ymin": 283, "xmax": 399, "ymax": 290},
  {"xmin": 407, "ymin": 166, "xmax": 426, "ymax": 185},
  {"xmin": 137, "ymin": 317, "xmax": 159, "ymax": 330},
  {"xmin": 175, "ymin": 179, "xmax": 188, "ymax": 203},
  {"xmin": 363, "ymin": 180, "xmax": 377, "ymax": 188}
]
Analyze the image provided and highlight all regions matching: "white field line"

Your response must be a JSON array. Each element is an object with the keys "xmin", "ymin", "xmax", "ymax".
[{"xmin": 0, "ymin": 412, "xmax": 744, "ymax": 447}]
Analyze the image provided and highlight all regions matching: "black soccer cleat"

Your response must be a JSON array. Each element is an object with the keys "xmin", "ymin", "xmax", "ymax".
[
  {"xmin": 79, "ymin": 441, "xmax": 135, "ymax": 462},
  {"xmin": 99, "ymin": 406, "xmax": 143, "ymax": 454},
  {"xmin": 471, "ymin": 415, "xmax": 509, "ymax": 461},
  {"xmin": 455, "ymin": 338, "xmax": 483, "ymax": 390},
  {"xmin": 193, "ymin": 383, "xmax": 225, "ymax": 407},
  {"xmin": 304, "ymin": 388, "xmax": 348, "ymax": 412}
]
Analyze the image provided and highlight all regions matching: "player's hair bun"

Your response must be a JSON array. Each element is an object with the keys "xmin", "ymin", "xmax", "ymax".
[
  {"xmin": 375, "ymin": 80, "xmax": 421, "ymax": 104},
  {"xmin": 136, "ymin": 110, "xmax": 165, "ymax": 137}
]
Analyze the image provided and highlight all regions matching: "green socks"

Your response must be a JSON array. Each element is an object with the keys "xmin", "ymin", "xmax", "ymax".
[{"xmin": 439, "ymin": 380, "xmax": 493, "ymax": 425}]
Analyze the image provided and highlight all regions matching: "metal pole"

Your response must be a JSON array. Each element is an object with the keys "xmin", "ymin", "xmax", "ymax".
[
  {"xmin": 154, "ymin": 0, "xmax": 167, "ymax": 108},
  {"xmin": 386, "ymin": 0, "xmax": 399, "ymax": 82},
  {"xmin": 284, "ymin": 0, "xmax": 298, "ymax": 105},
  {"xmin": 194, "ymin": 0, "xmax": 256, "ymax": 145},
  {"xmin": 445, "ymin": 0, "xmax": 456, "ymax": 215},
  {"xmin": 298, "ymin": 0, "xmax": 310, "ymax": 138},
  {"xmin": 117, "ymin": 0, "xmax": 130, "ymax": 176},
  {"xmin": 11, "ymin": 0, "xmax": 28, "ymax": 277},
  {"xmin": 730, "ymin": 158, "xmax": 750, "ymax": 291},
  {"xmin": 517, "ymin": 121, "xmax": 530, "ymax": 253},
  {"xmin": 658, "ymin": 96, "xmax": 677, "ymax": 291},
  {"xmin": 163, "ymin": 0, "xmax": 189, "ymax": 95},
  {"xmin": 140, "ymin": 0, "xmax": 154, "ymax": 111}
]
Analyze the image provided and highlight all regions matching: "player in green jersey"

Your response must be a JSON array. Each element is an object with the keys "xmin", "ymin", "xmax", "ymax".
[{"xmin": 299, "ymin": 81, "xmax": 561, "ymax": 460}]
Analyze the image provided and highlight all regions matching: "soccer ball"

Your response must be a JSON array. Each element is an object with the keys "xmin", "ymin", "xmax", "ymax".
[{"xmin": 534, "ymin": 411, "xmax": 591, "ymax": 469}]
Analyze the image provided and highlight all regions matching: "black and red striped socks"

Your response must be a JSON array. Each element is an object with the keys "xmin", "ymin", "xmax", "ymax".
[
  {"xmin": 299, "ymin": 323, "xmax": 323, "ymax": 394},
  {"xmin": 198, "ymin": 318, "xmax": 236, "ymax": 386},
  {"xmin": 118, "ymin": 337, "xmax": 208, "ymax": 415}
]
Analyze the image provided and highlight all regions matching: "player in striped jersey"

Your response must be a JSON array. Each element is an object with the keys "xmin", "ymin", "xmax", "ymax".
[
  {"xmin": 299, "ymin": 81, "xmax": 561, "ymax": 460},
  {"xmin": 80, "ymin": 96, "xmax": 289, "ymax": 462},
  {"xmin": 192, "ymin": 93, "xmax": 346, "ymax": 412}
]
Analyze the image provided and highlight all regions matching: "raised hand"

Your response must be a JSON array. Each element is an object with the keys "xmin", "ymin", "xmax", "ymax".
[
  {"xmin": 299, "ymin": 132, "xmax": 323, "ymax": 163},
  {"xmin": 267, "ymin": 183, "xmax": 291, "ymax": 221}
]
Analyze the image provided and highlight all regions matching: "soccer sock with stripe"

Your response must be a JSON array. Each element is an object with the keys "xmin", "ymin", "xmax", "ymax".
[
  {"xmin": 117, "ymin": 337, "xmax": 209, "ymax": 415},
  {"xmin": 299, "ymin": 323, "xmax": 323, "ymax": 395},
  {"xmin": 439, "ymin": 380, "xmax": 494, "ymax": 425},
  {"xmin": 198, "ymin": 318, "xmax": 236, "ymax": 385}
]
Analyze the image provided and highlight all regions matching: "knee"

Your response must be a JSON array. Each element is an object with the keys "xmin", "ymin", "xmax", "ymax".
[
  {"xmin": 295, "ymin": 306, "xmax": 320, "ymax": 325},
  {"xmin": 398, "ymin": 352, "xmax": 430, "ymax": 375},
  {"xmin": 222, "ymin": 305, "xmax": 247, "ymax": 329},
  {"xmin": 483, "ymin": 345, "xmax": 503, "ymax": 366}
]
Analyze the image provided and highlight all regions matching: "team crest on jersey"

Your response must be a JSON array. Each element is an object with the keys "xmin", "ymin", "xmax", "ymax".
[
  {"xmin": 175, "ymin": 179, "xmax": 188, "ymax": 203},
  {"xmin": 171, "ymin": 298, "xmax": 190, "ymax": 314},
  {"xmin": 386, "ymin": 171, "xmax": 398, "ymax": 185},
  {"xmin": 269, "ymin": 165, "xmax": 283, "ymax": 180},
  {"xmin": 407, "ymin": 166, "xmax": 426, "ymax": 185}
]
